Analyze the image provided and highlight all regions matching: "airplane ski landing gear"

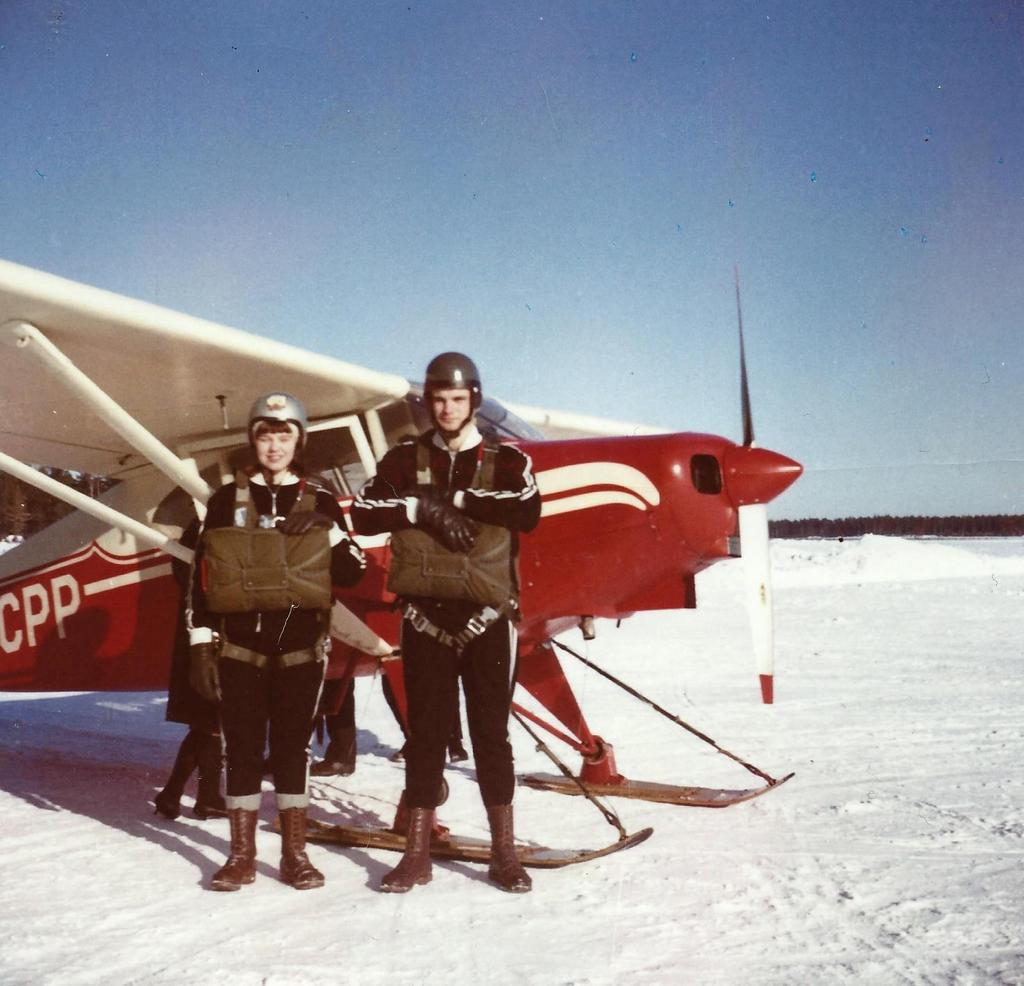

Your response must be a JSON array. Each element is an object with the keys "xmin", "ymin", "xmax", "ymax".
[
  {"xmin": 519, "ymin": 771, "xmax": 795, "ymax": 807},
  {"xmin": 304, "ymin": 697, "xmax": 654, "ymax": 868},
  {"xmin": 579, "ymin": 736, "xmax": 623, "ymax": 787},
  {"xmin": 514, "ymin": 638, "xmax": 795, "ymax": 809},
  {"xmin": 301, "ymin": 815, "xmax": 653, "ymax": 868}
]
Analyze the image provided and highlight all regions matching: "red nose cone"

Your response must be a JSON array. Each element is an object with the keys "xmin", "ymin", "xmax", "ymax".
[{"xmin": 722, "ymin": 446, "xmax": 803, "ymax": 507}]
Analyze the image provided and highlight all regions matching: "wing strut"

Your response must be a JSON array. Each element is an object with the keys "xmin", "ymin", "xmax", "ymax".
[
  {"xmin": 0, "ymin": 448, "xmax": 400, "ymax": 653},
  {"xmin": 0, "ymin": 320, "xmax": 212, "ymax": 504},
  {"xmin": 0, "ymin": 448, "xmax": 193, "ymax": 563}
]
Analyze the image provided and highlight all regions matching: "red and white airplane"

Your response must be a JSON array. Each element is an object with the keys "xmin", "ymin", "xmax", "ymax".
[{"xmin": 0, "ymin": 257, "xmax": 801, "ymax": 821}]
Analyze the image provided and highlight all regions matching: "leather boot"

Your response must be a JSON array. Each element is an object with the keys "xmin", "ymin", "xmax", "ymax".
[
  {"xmin": 153, "ymin": 730, "xmax": 199, "ymax": 820},
  {"xmin": 194, "ymin": 732, "xmax": 228, "ymax": 819},
  {"xmin": 486, "ymin": 804, "xmax": 532, "ymax": 893},
  {"xmin": 310, "ymin": 727, "xmax": 356, "ymax": 776},
  {"xmin": 279, "ymin": 808, "xmax": 325, "ymax": 890},
  {"xmin": 390, "ymin": 790, "xmax": 450, "ymax": 840},
  {"xmin": 210, "ymin": 808, "xmax": 258, "ymax": 891},
  {"xmin": 380, "ymin": 807, "xmax": 434, "ymax": 893}
]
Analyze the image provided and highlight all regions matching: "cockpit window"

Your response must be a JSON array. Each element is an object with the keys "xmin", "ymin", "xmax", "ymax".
[
  {"xmin": 379, "ymin": 398, "xmax": 425, "ymax": 445},
  {"xmin": 304, "ymin": 428, "xmax": 369, "ymax": 496},
  {"xmin": 691, "ymin": 454, "xmax": 722, "ymax": 495}
]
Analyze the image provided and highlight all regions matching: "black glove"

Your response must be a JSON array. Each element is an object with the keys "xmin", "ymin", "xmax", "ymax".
[
  {"xmin": 416, "ymin": 489, "xmax": 478, "ymax": 553},
  {"xmin": 189, "ymin": 641, "xmax": 221, "ymax": 702},
  {"xmin": 280, "ymin": 511, "xmax": 334, "ymax": 535}
]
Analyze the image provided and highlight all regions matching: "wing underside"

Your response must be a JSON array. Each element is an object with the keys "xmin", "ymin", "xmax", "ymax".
[
  {"xmin": 0, "ymin": 258, "xmax": 661, "ymax": 476},
  {"xmin": 0, "ymin": 259, "xmax": 410, "ymax": 476}
]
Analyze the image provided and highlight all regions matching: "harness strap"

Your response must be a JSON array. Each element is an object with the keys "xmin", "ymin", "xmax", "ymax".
[
  {"xmin": 220, "ymin": 640, "xmax": 323, "ymax": 669},
  {"xmin": 415, "ymin": 440, "xmax": 498, "ymax": 490},
  {"xmin": 233, "ymin": 472, "xmax": 316, "ymax": 528},
  {"xmin": 402, "ymin": 601, "xmax": 509, "ymax": 656},
  {"xmin": 415, "ymin": 443, "xmax": 432, "ymax": 487},
  {"xmin": 234, "ymin": 473, "xmax": 252, "ymax": 528},
  {"xmin": 478, "ymin": 444, "xmax": 497, "ymax": 489},
  {"xmin": 402, "ymin": 602, "xmax": 457, "ymax": 650},
  {"xmin": 297, "ymin": 481, "xmax": 316, "ymax": 512}
]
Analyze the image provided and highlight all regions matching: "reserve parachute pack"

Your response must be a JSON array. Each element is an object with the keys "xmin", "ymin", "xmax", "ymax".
[
  {"xmin": 387, "ymin": 440, "xmax": 516, "ymax": 607},
  {"xmin": 201, "ymin": 473, "xmax": 333, "ymax": 614}
]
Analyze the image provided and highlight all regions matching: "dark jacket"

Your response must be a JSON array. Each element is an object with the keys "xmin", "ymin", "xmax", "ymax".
[{"xmin": 352, "ymin": 429, "xmax": 540, "ymax": 627}]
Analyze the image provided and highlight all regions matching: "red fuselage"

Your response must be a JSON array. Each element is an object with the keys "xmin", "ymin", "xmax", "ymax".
[{"xmin": 0, "ymin": 431, "xmax": 800, "ymax": 691}]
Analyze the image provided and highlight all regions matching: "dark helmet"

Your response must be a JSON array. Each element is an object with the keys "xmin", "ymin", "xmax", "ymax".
[
  {"xmin": 424, "ymin": 352, "xmax": 482, "ymax": 410},
  {"xmin": 247, "ymin": 392, "xmax": 309, "ymax": 447}
]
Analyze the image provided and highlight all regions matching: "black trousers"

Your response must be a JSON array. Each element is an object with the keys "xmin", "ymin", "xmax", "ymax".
[
  {"xmin": 218, "ymin": 656, "xmax": 325, "ymax": 800},
  {"xmin": 401, "ymin": 616, "xmax": 516, "ymax": 809}
]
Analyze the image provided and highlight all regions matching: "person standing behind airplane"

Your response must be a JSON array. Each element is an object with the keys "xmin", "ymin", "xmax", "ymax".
[
  {"xmin": 310, "ymin": 673, "xmax": 467, "ymax": 776},
  {"xmin": 188, "ymin": 393, "xmax": 365, "ymax": 892},
  {"xmin": 352, "ymin": 352, "xmax": 540, "ymax": 894},
  {"xmin": 153, "ymin": 599, "xmax": 226, "ymax": 821}
]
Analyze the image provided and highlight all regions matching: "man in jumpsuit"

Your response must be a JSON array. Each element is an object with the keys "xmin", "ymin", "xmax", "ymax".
[{"xmin": 352, "ymin": 353, "xmax": 540, "ymax": 893}]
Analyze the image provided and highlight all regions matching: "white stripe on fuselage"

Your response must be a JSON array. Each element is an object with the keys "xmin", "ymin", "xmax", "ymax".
[
  {"xmin": 540, "ymin": 490, "xmax": 651, "ymax": 518},
  {"xmin": 0, "ymin": 541, "xmax": 165, "ymax": 590},
  {"xmin": 535, "ymin": 462, "xmax": 660, "ymax": 517},
  {"xmin": 83, "ymin": 562, "xmax": 173, "ymax": 596}
]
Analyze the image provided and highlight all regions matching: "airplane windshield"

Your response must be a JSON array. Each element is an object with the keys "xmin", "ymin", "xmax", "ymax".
[
  {"xmin": 402, "ymin": 393, "xmax": 543, "ymax": 443},
  {"xmin": 476, "ymin": 398, "xmax": 545, "ymax": 441}
]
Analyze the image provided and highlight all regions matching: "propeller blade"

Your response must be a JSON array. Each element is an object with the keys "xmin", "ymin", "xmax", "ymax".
[
  {"xmin": 733, "ymin": 268, "xmax": 777, "ymax": 701},
  {"xmin": 738, "ymin": 502, "xmax": 774, "ymax": 704},
  {"xmin": 734, "ymin": 264, "xmax": 754, "ymax": 448}
]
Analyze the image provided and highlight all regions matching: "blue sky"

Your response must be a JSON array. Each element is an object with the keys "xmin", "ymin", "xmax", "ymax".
[{"xmin": 1, "ymin": 1, "xmax": 1022, "ymax": 518}]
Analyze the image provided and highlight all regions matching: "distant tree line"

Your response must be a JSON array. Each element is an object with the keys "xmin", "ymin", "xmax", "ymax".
[
  {"xmin": 1, "ymin": 469, "xmax": 117, "ymax": 539},
  {"xmin": 770, "ymin": 515, "xmax": 1024, "ymax": 539}
]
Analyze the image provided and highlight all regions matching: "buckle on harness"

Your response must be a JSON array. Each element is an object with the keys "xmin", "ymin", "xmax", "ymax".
[
  {"xmin": 402, "ymin": 601, "xmax": 507, "ymax": 655},
  {"xmin": 463, "ymin": 606, "xmax": 498, "ymax": 639},
  {"xmin": 452, "ymin": 605, "xmax": 504, "ymax": 653},
  {"xmin": 405, "ymin": 606, "xmax": 432, "ymax": 636}
]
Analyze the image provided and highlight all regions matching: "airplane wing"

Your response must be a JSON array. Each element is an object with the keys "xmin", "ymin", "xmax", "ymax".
[
  {"xmin": 0, "ymin": 257, "xmax": 662, "ymax": 477},
  {"xmin": 0, "ymin": 258, "xmax": 410, "ymax": 477}
]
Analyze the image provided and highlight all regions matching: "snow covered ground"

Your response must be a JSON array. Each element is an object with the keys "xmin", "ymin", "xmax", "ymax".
[{"xmin": 1, "ymin": 536, "xmax": 1022, "ymax": 985}]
